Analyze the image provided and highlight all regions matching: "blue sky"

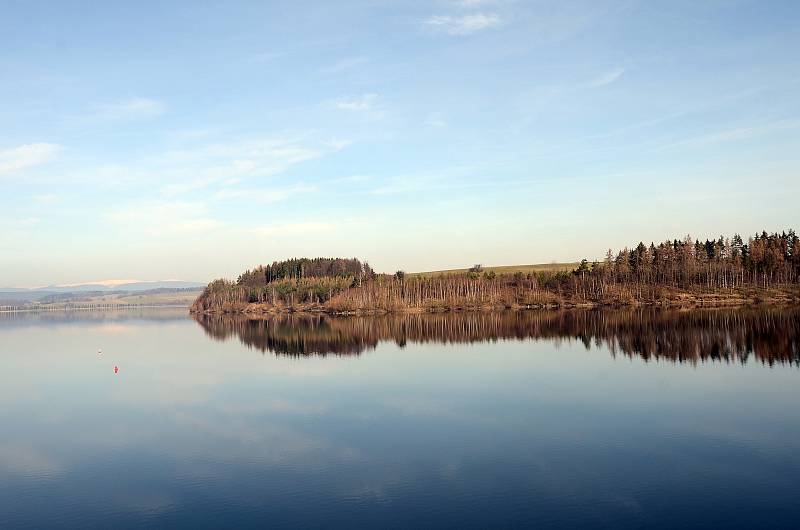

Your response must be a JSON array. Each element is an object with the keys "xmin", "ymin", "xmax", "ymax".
[{"xmin": 1, "ymin": 0, "xmax": 798, "ymax": 286}]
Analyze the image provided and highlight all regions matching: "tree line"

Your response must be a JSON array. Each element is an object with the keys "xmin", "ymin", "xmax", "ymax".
[
  {"xmin": 592, "ymin": 229, "xmax": 800, "ymax": 289},
  {"xmin": 193, "ymin": 258, "xmax": 374, "ymax": 312},
  {"xmin": 191, "ymin": 229, "xmax": 799, "ymax": 313},
  {"xmin": 237, "ymin": 258, "xmax": 374, "ymax": 286}
]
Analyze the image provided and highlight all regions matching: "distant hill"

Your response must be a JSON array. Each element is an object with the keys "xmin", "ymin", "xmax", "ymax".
[
  {"xmin": 31, "ymin": 280, "xmax": 205, "ymax": 293},
  {"xmin": 1, "ymin": 280, "xmax": 203, "ymax": 292},
  {"xmin": 0, "ymin": 280, "xmax": 205, "ymax": 307}
]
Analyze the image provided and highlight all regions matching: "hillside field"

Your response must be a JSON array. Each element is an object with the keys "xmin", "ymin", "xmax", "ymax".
[{"xmin": 408, "ymin": 262, "xmax": 580, "ymax": 278}]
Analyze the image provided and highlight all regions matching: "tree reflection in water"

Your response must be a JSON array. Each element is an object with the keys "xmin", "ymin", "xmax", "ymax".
[{"xmin": 194, "ymin": 308, "xmax": 800, "ymax": 366}]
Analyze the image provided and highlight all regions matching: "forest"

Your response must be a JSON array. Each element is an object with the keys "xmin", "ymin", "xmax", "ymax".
[{"xmin": 190, "ymin": 230, "xmax": 800, "ymax": 314}]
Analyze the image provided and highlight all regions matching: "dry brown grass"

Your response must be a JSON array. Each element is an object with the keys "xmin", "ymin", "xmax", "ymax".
[{"xmin": 408, "ymin": 262, "xmax": 579, "ymax": 278}]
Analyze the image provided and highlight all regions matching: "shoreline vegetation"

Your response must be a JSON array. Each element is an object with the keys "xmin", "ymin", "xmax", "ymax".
[{"xmin": 190, "ymin": 230, "xmax": 800, "ymax": 314}]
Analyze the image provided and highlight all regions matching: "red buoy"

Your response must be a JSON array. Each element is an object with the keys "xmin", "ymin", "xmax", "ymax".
[{"xmin": 114, "ymin": 366, "xmax": 119, "ymax": 374}]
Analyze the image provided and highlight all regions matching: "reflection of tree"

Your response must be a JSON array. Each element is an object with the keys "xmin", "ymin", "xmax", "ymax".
[
  {"xmin": 196, "ymin": 314, "xmax": 380, "ymax": 356},
  {"xmin": 194, "ymin": 308, "xmax": 800, "ymax": 366}
]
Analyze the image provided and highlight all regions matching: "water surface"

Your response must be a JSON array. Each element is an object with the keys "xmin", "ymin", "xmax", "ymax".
[{"xmin": 1, "ymin": 308, "xmax": 799, "ymax": 528}]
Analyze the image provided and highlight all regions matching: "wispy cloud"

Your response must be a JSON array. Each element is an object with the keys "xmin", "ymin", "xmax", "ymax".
[
  {"xmin": 334, "ymin": 174, "xmax": 372, "ymax": 184},
  {"xmin": 31, "ymin": 134, "xmax": 348, "ymax": 208},
  {"xmin": 107, "ymin": 200, "xmax": 223, "ymax": 235},
  {"xmin": 159, "ymin": 137, "xmax": 337, "ymax": 196},
  {"xmin": 368, "ymin": 167, "xmax": 477, "ymax": 195},
  {"xmin": 0, "ymin": 143, "xmax": 62, "ymax": 176},
  {"xmin": 426, "ymin": 113, "xmax": 448, "ymax": 128},
  {"xmin": 251, "ymin": 221, "xmax": 336, "ymax": 237},
  {"xmin": 654, "ymin": 118, "xmax": 800, "ymax": 152},
  {"xmin": 213, "ymin": 184, "xmax": 317, "ymax": 203},
  {"xmin": 61, "ymin": 164, "xmax": 147, "ymax": 189},
  {"xmin": 33, "ymin": 193, "xmax": 61, "ymax": 205},
  {"xmin": 336, "ymin": 93, "xmax": 379, "ymax": 111},
  {"xmin": 320, "ymin": 56, "xmax": 369, "ymax": 74},
  {"xmin": 587, "ymin": 68, "xmax": 625, "ymax": 88},
  {"xmin": 12, "ymin": 217, "xmax": 41, "ymax": 227},
  {"xmin": 160, "ymin": 138, "xmax": 322, "ymax": 166},
  {"xmin": 92, "ymin": 97, "xmax": 166, "ymax": 120},
  {"xmin": 424, "ymin": 13, "xmax": 502, "ymax": 35},
  {"xmin": 165, "ymin": 128, "xmax": 215, "ymax": 141},
  {"xmin": 322, "ymin": 138, "xmax": 353, "ymax": 151},
  {"xmin": 451, "ymin": 0, "xmax": 496, "ymax": 7},
  {"xmin": 251, "ymin": 51, "xmax": 285, "ymax": 63}
]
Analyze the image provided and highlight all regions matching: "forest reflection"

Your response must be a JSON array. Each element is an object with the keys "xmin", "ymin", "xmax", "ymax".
[{"xmin": 194, "ymin": 308, "xmax": 800, "ymax": 366}]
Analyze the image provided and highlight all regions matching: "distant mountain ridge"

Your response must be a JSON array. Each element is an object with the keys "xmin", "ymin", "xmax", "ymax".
[
  {"xmin": 2, "ymin": 280, "xmax": 205, "ymax": 293},
  {"xmin": 0, "ymin": 280, "xmax": 205, "ymax": 305}
]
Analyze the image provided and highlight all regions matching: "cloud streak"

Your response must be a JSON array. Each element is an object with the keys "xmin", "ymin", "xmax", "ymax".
[
  {"xmin": 0, "ymin": 143, "xmax": 62, "ymax": 176},
  {"xmin": 451, "ymin": 0, "xmax": 496, "ymax": 7},
  {"xmin": 213, "ymin": 184, "xmax": 317, "ymax": 203},
  {"xmin": 251, "ymin": 221, "xmax": 336, "ymax": 237},
  {"xmin": 654, "ymin": 118, "xmax": 800, "ymax": 152},
  {"xmin": 320, "ymin": 56, "xmax": 369, "ymax": 74},
  {"xmin": 424, "ymin": 13, "xmax": 502, "ymax": 35},
  {"xmin": 336, "ymin": 94, "xmax": 379, "ymax": 111},
  {"xmin": 158, "ymin": 137, "xmax": 340, "ymax": 196},
  {"xmin": 107, "ymin": 200, "xmax": 223, "ymax": 236},
  {"xmin": 93, "ymin": 97, "xmax": 166, "ymax": 120},
  {"xmin": 587, "ymin": 68, "xmax": 625, "ymax": 88}
]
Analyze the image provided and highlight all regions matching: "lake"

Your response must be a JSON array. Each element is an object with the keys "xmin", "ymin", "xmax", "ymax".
[{"xmin": 1, "ymin": 308, "xmax": 799, "ymax": 528}]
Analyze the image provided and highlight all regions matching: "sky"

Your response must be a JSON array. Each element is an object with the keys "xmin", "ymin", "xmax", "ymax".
[{"xmin": 1, "ymin": 0, "xmax": 799, "ymax": 287}]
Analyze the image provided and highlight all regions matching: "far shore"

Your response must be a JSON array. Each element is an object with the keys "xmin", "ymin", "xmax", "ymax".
[{"xmin": 191, "ymin": 289, "xmax": 800, "ymax": 316}]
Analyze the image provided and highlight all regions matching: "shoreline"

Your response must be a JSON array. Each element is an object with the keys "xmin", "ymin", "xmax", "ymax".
[{"xmin": 190, "ymin": 293, "xmax": 800, "ymax": 316}]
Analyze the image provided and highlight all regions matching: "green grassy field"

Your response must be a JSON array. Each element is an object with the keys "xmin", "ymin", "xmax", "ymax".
[{"xmin": 408, "ymin": 262, "xmax": 580, "ymax": 278}]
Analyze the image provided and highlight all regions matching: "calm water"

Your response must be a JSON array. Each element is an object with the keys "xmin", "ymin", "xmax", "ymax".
[{"xmin": 1, "ymin": 308, "xmax": 799, "ymax": 529}]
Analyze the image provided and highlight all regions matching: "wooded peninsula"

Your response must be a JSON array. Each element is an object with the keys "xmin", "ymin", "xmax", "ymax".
[{"xmin": 190, "ymin": 229, "xmax": 800, "ymax": 314}]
